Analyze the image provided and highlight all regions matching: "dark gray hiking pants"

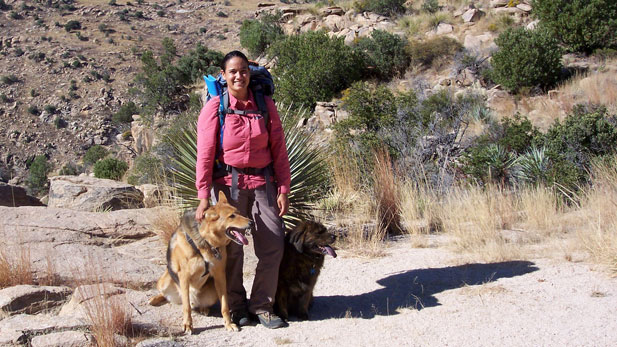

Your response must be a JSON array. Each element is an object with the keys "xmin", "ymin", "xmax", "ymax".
[{"xmin": 213, "ymin": 182, "xmax": 285, "ymax": 314}]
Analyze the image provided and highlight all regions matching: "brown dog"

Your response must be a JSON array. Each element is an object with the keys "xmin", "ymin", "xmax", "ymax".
[
  {"xmin": 148, "ymin": 191, "xmax": 251, "ymax": 334},
  {"xmin": 274, "ymin": 221, "xmax": 337, "ymax": 321}
]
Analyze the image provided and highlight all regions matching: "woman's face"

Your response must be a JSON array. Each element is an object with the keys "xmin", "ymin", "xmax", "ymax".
[{"xmin": 222, "ymin": 57, "xmax": 250, "ymax": 98}]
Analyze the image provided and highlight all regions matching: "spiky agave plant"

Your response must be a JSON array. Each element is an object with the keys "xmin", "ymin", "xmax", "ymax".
[
  {"xmin": 514, "ymin": 146, "xmax": 548, "ymax": 185},
  {"xmin": 166, "ymin": 103, "xmax": 328, "ymax": 228}
]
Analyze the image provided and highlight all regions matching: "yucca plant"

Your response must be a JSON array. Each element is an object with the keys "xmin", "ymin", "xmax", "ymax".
[
  {"xmin": 166, "ymin": 103, "xmax": 328, "ymax": 228},
  {"xmin": 514, "ymin": 146, "xmax": 549, "ymax": 185},
  {"xmin": 485, "ymin": 143, "xmax": 517, "ymax": 185}
]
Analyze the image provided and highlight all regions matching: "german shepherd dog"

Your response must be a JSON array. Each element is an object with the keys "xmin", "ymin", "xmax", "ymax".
[
  {"xmin": 149, "ymin": 192, "xmax": 252, "ymax": 334},
  {"xmin": 274, "ymin": 221, "xmax": 337, "ymax": 321}
]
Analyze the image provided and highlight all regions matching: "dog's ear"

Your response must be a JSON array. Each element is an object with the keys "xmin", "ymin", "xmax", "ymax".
[
  {"xmin": 290, "ymin": 229, "xmax": 305, "ymax": 253},
  {"xmin": 204, "ymin": 208, "xmax": 219, "ymax": 222},
  {"xmin": 217, "ymin": 191, "xmax": 228, "ymax": 204}
]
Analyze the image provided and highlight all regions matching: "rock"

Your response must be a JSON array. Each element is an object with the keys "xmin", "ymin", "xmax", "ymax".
[
  {"xmin": 131, "ymin": 115, "xmax": 155, "ymax": 155},
  {"xmin": 463, "ymin": 33, "xmax": 497, "ymax": 54},
  {"xmin": 462, "ymin": 9, "xmax": 484, "ymax": 22},
  {"xmin": 324, "ymin": 14, "xmax": 344, "ymax": 32},
  {"xmin": 30, "ymin": 331, "xmax": 93, "ymax": 347},
  {"xmin": 436, "ymin": 23, "xmax": 454, "ymax": 35},
  {"xmin": 321, "ymin": 6, "xmax": 344, "ymax": 16},
  {"xmin": 490, "ymin": 0, "xmax": 509, "ymax": 7},
  {"xmin": 0, "ymin": 206, "xmax": 163, "ymax": 288},
  {"xmin": 0, "ymin": 314, "xmax": 88, "ymax": 345},
  {"xmin": 136, "ymin": 184, "xmax": 165, "ymax": 208},
  {"xmin": 0, "ymin": 182, "xmax": 44, "ymax": 207},
  {"xmin": 136, "ymin": 338, "xmax": 184, "ymax": 347},
  {"xmin": 493, "ymin": 6, "xmax": 524, "ymax": 15},
  {"xmin": 526, "ymin": 19, "xmax": 539, "ymax": 30},
  {"xmin": 48, "ymin": 176, "xmax": 144, "ymax": 211},
  {"xmin": 257, "ymin": 3, "xmax": 276, "ymax": 7},
  {"xmin": 456, "ymin": 68, "xmax": 476, "ymax": 87},
  {"xmin": 59, "ymin": 283, "xmax": 124, "ymax": 318},
  {"xmin": 0, "ymin": 285, "xmax": 72, "ymax": 316},
  {"xmin": 516, "ymin": 3, "xmax": 532, "ymax": 12}
]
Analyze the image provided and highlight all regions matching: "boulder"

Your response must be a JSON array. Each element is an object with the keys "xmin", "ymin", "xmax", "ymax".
[
  {"xmin": 463, "ymin": 33, "xmax": 497, "ymax": 54},
  {"xmin": 516, "ymin": 3, "xmax": 532, "ymax": 12},
  {"xmin": 321, "ymin": 6, "xmax": 344, "ymax": 16},
  {"xmin": 0, "ymin": 285, "xmax": 72, "ymax": 316},
  {"xmin": 0, "ymin": 206, "xmax": 163, "ymax": 288},
  {"xmin": 490, "ymin": 0, "xmax": 509, "ymax": 7},
  {"xmin": 59, "ymin": 283, "xmax": 125, "ymax": 318},
  {"xmin": 462, "ymin": 9, "xmax": 484, "ymax": 22},
  {"xmin": 48, "ymin": 176, "xmax": 144, "ymax": 211},
  {"xmin": 324, "ymin": 14, "xmax": 344, "ymax": 32},
  {"xmin": 526, "ymin": 19, "xmax": 539, "ymax": 30},
  {"xmin": 436, "ymin": 23, "xmax": 454, "ymax": 35},
  {"xmin": 0, "ymin": 182, "xmax": 44, "ymax": 207},
  {"xmin": 136, "ymin": 184, "xmax": 166, "ymax": 208},
  {"xmin": 0, "ymin": 314, "xmax": 88, "ymax": 346},
  {"xmin": 132, "ymin": 115, "xmax": 155, "ymax": 155},
  {"xmin": 136, "ymin": 339, "xmax": 184, "ymax": 347},
  {"xmin": 30, "ymin": 331, "xmax": 93, "ymax": 347}
]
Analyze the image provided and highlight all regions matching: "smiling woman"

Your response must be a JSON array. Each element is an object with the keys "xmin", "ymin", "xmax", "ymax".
[{"xmin": 194, "ymin": 50, "xmax": 291, "ymax": 329}]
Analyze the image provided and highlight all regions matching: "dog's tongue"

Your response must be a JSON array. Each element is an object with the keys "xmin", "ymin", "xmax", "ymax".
[
  {"xmin": 321, "ymin": 246, "xmax": 337, "ymax": 258},
  {"xmin": 232, "ymin": 230, "xmax": 249, "ymax": 245}
]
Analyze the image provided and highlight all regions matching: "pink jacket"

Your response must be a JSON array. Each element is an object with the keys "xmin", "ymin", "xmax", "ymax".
[{"xmin": 196, "ymin": 90, "xmax": 291, "ymax": 200}]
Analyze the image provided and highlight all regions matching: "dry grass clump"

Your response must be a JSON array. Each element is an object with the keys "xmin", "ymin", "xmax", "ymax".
[
  {"xmin": 80, "ymin": 282, "xmax": 133, "ymax": 347},
  {"xmin": 518, "ymin": 185, "xmax": 563, "ymax": 236},
  {"xmin": 575, "ymin": 158, "xmax": 617, "ymax": 274},
  {"xmin": 338, "ymin": 217, "xmax": 388, "ymax": 259},
  {"xmin": 439, "ymin": 185, "xmax": 521, "ymax": 261},
  {"xmin": 75, "ymin": 258, "xmax": 135, "ymax": 347},
  {"xmin": 0, "ymin": 246, "xmax": 33, "ymax": 288},
  {"xmin": 373, "ymin": 149, "xmax": 403, "ymax": 235},
  {"xmin": 399, "ymin": 180, "xmax": 442, "ymax": 234},
  {"xmin": 149, "ymin": 204, "xmax": 182, "ymax": 245}
]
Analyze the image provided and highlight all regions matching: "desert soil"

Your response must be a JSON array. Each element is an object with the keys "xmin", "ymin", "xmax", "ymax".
[{"xmin": 140, "ymin": 235, "xmax": 617, "ymax": 347}]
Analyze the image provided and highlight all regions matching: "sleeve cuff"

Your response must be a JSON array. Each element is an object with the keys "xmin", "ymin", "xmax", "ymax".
[
  {"xmin": 277, "ymin": 185, "xmax": 290, "ymax": 195},
  {"xmin": 197, "ymin": 189, "xmax": 211, "ymax": 200}
]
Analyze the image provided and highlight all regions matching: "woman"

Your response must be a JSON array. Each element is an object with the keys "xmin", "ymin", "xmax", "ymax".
[{"xmin": 194, "ymin": 50, "xmax": 291, "ymax": 329}]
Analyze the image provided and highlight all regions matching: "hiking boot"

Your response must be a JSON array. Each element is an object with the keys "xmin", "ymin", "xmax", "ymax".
[
  {"xmin": 231, "ymin": 309, "xmax": 251, "ymax": 327},
  {"xmin": 256, "ymin": 311, "xmax": 288, "ymax": 329}
]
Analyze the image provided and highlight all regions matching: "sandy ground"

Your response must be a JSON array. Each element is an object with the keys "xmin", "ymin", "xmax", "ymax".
[{"xmin": 139, "ymin": 235, "xmax": 617, "ymax": 347}]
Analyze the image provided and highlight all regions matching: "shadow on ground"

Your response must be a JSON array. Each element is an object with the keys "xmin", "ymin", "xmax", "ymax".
[{"xmin": 310, "ymin": 261, "xmax": 538, "ymax": 320}]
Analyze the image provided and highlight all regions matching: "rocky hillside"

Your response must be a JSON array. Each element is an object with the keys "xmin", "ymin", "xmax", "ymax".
[
  {"xmin": 0, "ymin": 0, "xmax": 256, "ymax": 185},
  {"xmin": 1, "ymin": 0, "xmax": 614, "ymax": 190}
]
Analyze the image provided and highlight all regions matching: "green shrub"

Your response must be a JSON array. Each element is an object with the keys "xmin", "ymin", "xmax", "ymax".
[
  {"xmin": 27, "ymin": 105, "xmax": 40, "ymax": 115},
  {"xmin": 490, "ymin": 27, "xmax": 562, "ymax": 93},
  {"xmin": 1, "ymin": 75, "xmax": 19, "ymax": 85},
  {"xmin": 83, "ymin": 145, "xmax": 108, "ymax": 165},
  {"xmin": 216, "ymin": 11, "xmax": 227, "ymax": 17},
  {"xmin": 126, "ymin": 152, "xmax": 163, "ymax": 185},
  {"xmin": 44, "ymin": 104, "xmax": 57, "ymax": 114},
  {"xmin": 112, "ymin": 101, "xmax": 139, "ymax": 123},
  {"xmin": 354, "ymin": 29, "xmax": 409, "ymax": 80},
  {"xmin": 239, "ymin": 13, "xmax": 285, "ymax": 57},
  {"xmin": 54, "ymin": 116, "xmax": 66, "ymax": 128},
  {"xmin": 408, "ymin": 36, "xmax": 462, "ymax": 68},
  {"xmin": 94, "ymin": 157, "xmax": 128, "ymax": 180},
  {"xmin": 541, "ymin": 105, "xmax": 617, "ymax": 190},
  {"xmin": 134, "ymin": 40, "xmax": 222, "ymax": 113},
  {"xmin": 64, "ymin": 20, "xmax": 81, "ymax": 32},
  {"xmin": 336, "ymin": 81, "xmax": 398, "ymax": 153},
  {"xmin": 58, "ymin": 163, "xmax": 80, "ymax": 176},
  {"xmin": 268, "ymin": 31, "xmax": 365, "ymax": 108},
  {"xmin": 0, "ymin": 0, "xmax": 11, "ymax": 11},
  {"xmin": 353, "ymin": 0, "xmax": 406, "ymax": 16},
  {"xmin": 421, "ymin": 0, "xmax": 439, "ymax": 13},
  {"xmin": 531, "ymin": 0, "xmax": 617, "ymax": 53},
  {"xmin": 27, "ymin": 155, "xmax": 51, "ymax": 194}
]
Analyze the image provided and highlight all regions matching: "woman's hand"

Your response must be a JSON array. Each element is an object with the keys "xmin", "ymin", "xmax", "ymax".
[
  {"xmin": 277, "ymin": 193, "xmax": 289, "ymax": 217},
  {"xmin": 195, "ymin": 198, "xmax": 210, "ymax": 222}
]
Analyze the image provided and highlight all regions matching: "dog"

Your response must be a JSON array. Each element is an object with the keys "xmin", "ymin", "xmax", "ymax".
[
  {"xmin": 274, "ymin": 220, "xmax": 337, "ymax": 321},
  {"xmin": 148, "ymin": 191, "xmax": 252, "ymax": 334}
]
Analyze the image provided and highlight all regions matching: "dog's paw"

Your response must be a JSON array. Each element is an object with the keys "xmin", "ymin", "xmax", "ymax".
[
  {"xmin": 183, "ymin": 321, "xmax": 193, "ymax": 335},
  {"xmin": 148, "ymin": 294, "xmax": 167, "ymax": 306},
  {"xmin": 226, "ymin": 322, "xmax": 240, "ymax": 332}
]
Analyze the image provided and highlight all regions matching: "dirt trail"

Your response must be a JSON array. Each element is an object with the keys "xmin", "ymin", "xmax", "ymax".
[{"xmin": 141, "ymin": 236, "xmax": 617, "ymax": 346}]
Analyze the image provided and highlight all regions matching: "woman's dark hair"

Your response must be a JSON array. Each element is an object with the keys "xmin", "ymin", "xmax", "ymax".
[{"xmin": 221, "ymin": 50, "xmax": 249, "ymax": 71}]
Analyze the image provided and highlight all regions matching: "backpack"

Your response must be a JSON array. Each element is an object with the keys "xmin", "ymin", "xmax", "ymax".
[{"xmin": 202, "ymin": 63, "xmax": 276, "ymax": 202}]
